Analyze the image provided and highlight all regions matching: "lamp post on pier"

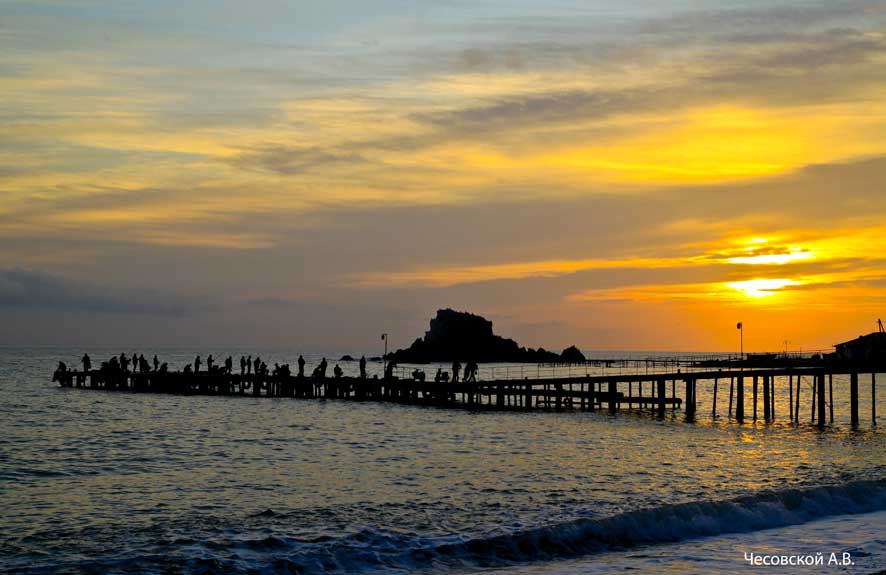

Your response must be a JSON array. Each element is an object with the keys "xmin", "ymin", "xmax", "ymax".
[{"xmin": 737, "ymin": 322, "xmax": 744, "ymax": 362}]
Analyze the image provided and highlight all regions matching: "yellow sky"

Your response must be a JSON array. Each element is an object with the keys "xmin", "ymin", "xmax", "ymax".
[{"xmin": 1, "ymin": 1, "xmax": 885, "ymax": 350}]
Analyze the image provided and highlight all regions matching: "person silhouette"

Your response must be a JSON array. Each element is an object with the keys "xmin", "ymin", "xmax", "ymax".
[
  {"xmin": 246, "ymin": 355, "xmax": 252, "ymax": 375},
  {"xmin": 225, "ymin": 356, "xmax": 233, "ymax": 374},
  {"xmin": 333, "ymin": 364, "xmax": 343, "ymax": 378},
  {"xmin": 317, "ymin": 358, "xmax": 328, "ymax": 379},
  {"xmin": 298, "ymin": 355, "xmax": 306, "ymax": 378},
  {"xmin": 253, "ymin": 356, "xmax": 261, "ymax": 375},
  {"xmin": 359, "ymin": 355, "xmax": 367, "ymax": 379},
  {"xmin": 466, "ymin": 361, "xmax": 478, "ymax": 382},
  {"xmin": 194, "ymin": 355, "xmax": 202, "ymax": 373},
  {"xmin": 240, "ymin": 356, "xmax": 246, "ymax": 375},
  {"xmin": 207, "ymin": 354, "xmax": 214, "ymax": 372},
  {"xmin": 153, "ymin": 354, "xmax": 159, "ymax": 372},
  {"xmin": 120, "ymin": 353, "xmax": 130, "ymax": 373},
  {"xmin": 82, "ymin": 353, "xmax": 91, "ymax": 372},
  {"xmin": 452, "ymin": 360, "xmax": 461, "ymax": 383}
]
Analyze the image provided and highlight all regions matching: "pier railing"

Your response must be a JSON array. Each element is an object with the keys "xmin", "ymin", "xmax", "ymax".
[{"xmin": 388, "ymin": 352, "xmax": 833, "ymax": 382}]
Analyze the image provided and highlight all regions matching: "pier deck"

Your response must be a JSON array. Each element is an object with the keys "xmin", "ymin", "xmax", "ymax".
[{"xmin": 52, "ymin": 364, "xmax": 881, "ymax": 428}]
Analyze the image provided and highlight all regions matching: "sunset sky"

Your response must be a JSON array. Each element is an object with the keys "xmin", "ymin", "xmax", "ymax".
[{"xmin": 1, "ymin": 0, "xmax": 885, "ymax": 353}]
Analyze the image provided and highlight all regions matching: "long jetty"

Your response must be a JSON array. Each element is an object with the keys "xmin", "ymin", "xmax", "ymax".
[{"xmin": 53, "ymin": 363, "xmax": 880, "ymax": 429}]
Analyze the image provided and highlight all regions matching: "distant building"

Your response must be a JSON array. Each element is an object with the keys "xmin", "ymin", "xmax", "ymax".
[{"xmin": 835, "ymin": 332, "xmax": 886, "ymax": 363}]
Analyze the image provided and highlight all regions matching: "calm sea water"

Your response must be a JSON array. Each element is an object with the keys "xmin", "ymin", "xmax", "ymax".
[{"xmin": 1, "ymin": 348, "xmax": 885, "ymax": 574}]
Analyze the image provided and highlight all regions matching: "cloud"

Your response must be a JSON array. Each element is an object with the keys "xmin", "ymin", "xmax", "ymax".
[
  {"xmin": 228, "ymin": 143, "xmax": 370, "ymax": 175},
  {"xmin": 0, "ymin": 268, "xmax": 215, "ymax": 315},
  {"xmin": 0, "ymin": 0, "xmax": 884, "ymax": 349},
  {"xmin": 415, "ymin": 28, "xmax": 886, "ymax": 138}
]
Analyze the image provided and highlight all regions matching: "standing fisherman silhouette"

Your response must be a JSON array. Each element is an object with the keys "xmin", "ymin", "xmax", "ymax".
[
  {"xmin": 131, "ymin": 352, "xmax": 139, "ymax": 373},
  {"xmin": 120, "ymin": 353, "xmax": 130, "ymax": 373},
  {"xmin": 253, "ymin": 356, "xmax": 261, "ymax": 375},
  {"xmin": 224, "ymin": 356, "xmax": 233, "ymax": 374},
  {"xmin": 298, "ymin": 355, "xmax": 306, "ymax": 378},
  {"xmin": 359, "ymin": 355, "xmax": 367, "ymax": 379},
  {"xmin": 81, "ymin": 353, "xmax": 91, "ymax": 372},
  {"xmin": 194, "ymin": 355, "xmax": 202, "ymax": 373},
  {"xmin": 240, "ymin": 356, "xmax": 247, "ymax": 375},
  {"xmin": 465, "ymin": 361, "xmax": 478, "ymax": 382},
  {"xmin": 452, "ymin": 360, "xmax": 461, "ymax": 383},
  {"xmin": 153, "ymin": 354, "xmax": 159, "ymax": 372},
  {"xmin": 207, "ymin": 354, "xmax": 214, "ymax": 372},
  {"xmin": 246, "ymin": 355, "xmax": 252, "ymax": 375}
]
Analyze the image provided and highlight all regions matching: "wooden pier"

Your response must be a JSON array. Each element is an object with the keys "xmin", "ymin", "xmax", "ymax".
[{"xmin": 53, "ymin": 364, "xmax": 881, "ymax": 427}]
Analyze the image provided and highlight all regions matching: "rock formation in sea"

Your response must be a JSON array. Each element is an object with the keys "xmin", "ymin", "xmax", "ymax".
[{"xmin": 388, "ymin": 309, "xmax": 587, "ymax": 364}]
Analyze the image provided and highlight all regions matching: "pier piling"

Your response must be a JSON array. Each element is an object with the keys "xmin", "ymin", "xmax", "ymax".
[
  {"xmin": 685, "ymin": 379, "xmax": 694, "ymax": 421},
  {"xmin": 828, "ymin": 373, "xmax": 834, "ymax": 425},
  {"xmin": 753, "ymin": 375, "xmax": 759, "ymax": 422},
  {"xmin": 763, "ymin": 374, "xmax": 770, "ymax": 422},
  {"xmin": 850, "ymin": 372, "xmax": 859, "ymax": 428},
  {"xmin": 795, "ymin": 375, "xmax": 802, "ymax": 424},
  {"xmin": 811, "ymin": 376, "xmax": 816, "ymax": 424},
  {"xmin": 728, "ymin": 377, "xmax": 734, "ymax": 418}
]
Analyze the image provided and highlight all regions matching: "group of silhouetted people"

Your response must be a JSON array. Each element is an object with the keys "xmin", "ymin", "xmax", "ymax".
[
  {"xmin": 74, "ymin": 352, "xmax": 168, "ymax": 376},
  {"xmin": 186, "ymin": 354, "xmax": 237, "ymax": 375},
  {"xmin": 447, "ymin": 360, "xmax": 478, "ymax": 383},
  {"xmin": 61, "ymin": 352, "xmax": 484, "ymax": 390},
  {"xmin": 395, "ymin": 360, "xmax": 478, "ymax": 383}
]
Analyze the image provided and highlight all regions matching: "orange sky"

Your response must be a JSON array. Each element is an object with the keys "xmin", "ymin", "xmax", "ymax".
[{"xmin": 1, "ymin": 1, "xmax": 885, "ymax": 352}]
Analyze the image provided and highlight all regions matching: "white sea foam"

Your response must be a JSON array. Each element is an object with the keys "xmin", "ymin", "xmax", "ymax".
[
  {"xmin": 421, "ymin": 480, "xmax": 886, "ymax": 568},
  {"xmin": 482, "ymin": 510, "xmax": 886, "ymax": 575}
]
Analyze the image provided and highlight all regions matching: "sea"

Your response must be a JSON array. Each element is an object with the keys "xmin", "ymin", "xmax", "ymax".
[{"xmin": 1, "ymin": 348, "xmax": 885, "ymax": 575}]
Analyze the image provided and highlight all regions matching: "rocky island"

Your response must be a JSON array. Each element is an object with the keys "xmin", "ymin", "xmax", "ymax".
[{"xmin": 388, "ymin": 309, "xmax": 587, "ymax": 364}]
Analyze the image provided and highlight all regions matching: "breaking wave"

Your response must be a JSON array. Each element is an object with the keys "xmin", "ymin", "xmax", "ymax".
[{"xmin": 11, "ymin": 479, "xmax": 883, "ymax": 574}]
